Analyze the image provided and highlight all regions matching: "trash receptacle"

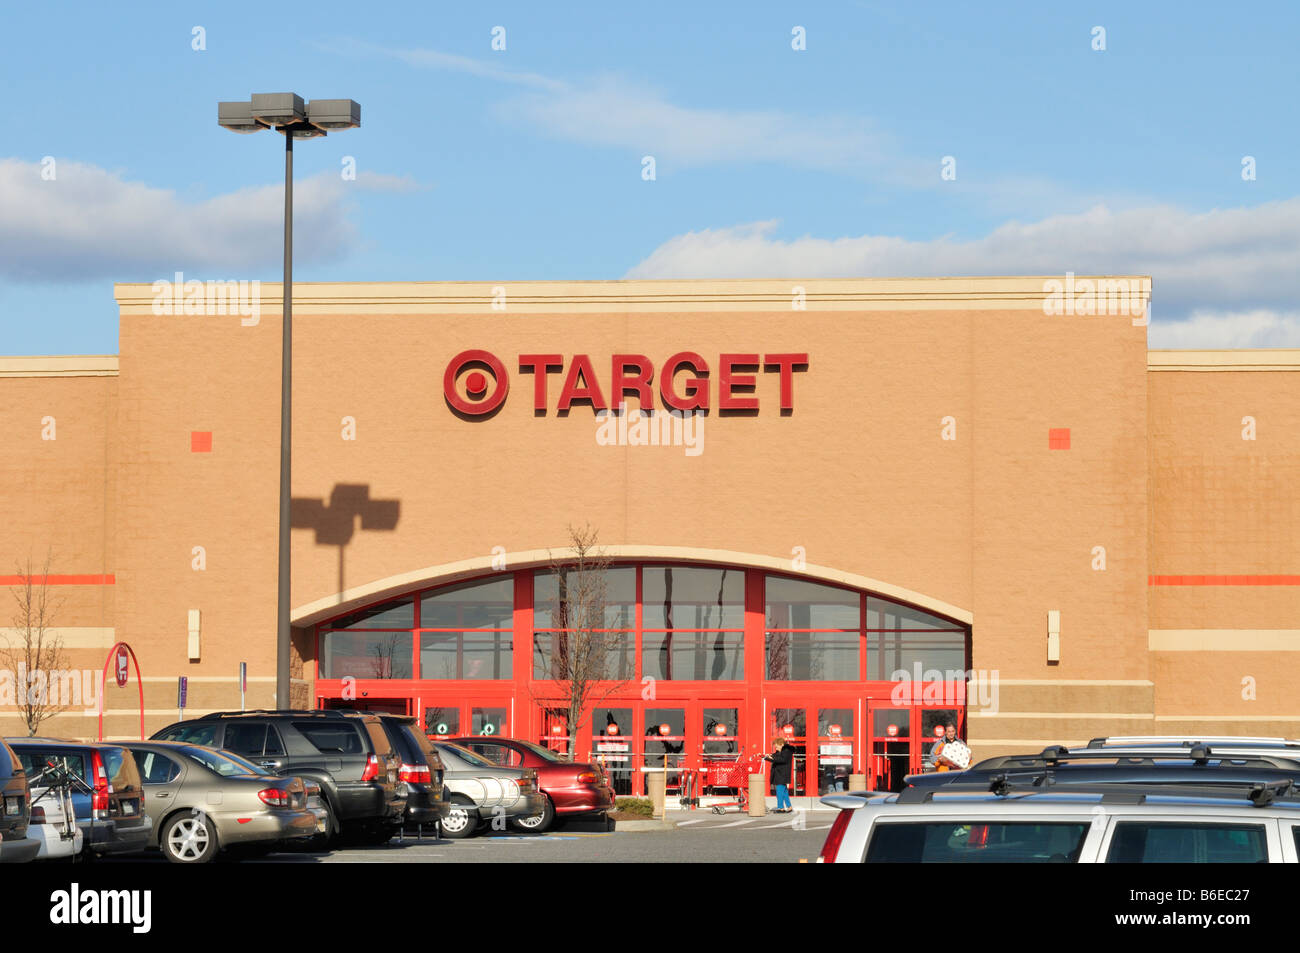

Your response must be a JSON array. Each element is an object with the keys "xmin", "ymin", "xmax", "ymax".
[
  {"xmin": 647, "ymin": 773, "xmax": 667, "ymax": 819},
  {"xmin": 747, "ymin": 772, "xmax": 766, "ymax": 817}
]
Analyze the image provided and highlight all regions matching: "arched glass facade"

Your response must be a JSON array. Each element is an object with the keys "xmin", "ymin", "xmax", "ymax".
[{"xmin": 315, "ymin": 562, "xmax": 970, "ymax": 795}]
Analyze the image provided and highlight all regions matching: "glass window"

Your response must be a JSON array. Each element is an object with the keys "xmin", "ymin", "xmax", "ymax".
[
  {"xmin": 424, "ymin": 707, "xmax": 459, "ymax": 737},
  {"xmin": 471, "ymin": 707, "xmax": 508, "ymax": 737},
  {"xmin": 264, "ymin": 725, "xmax": 286, "ymax": 757},
  {"xmin": 866, "ymin": 597, "xmax": 962, "ymax": 631},
  {"xmin": 866, "ymin": 822, "xmax": 1090, "ymax": 863},
  {"xmin": 644, "ymin": 709, "xmax": 686, "ymax": 769},
  {"xmin": 1106, "ymin": 823, "xmax": 1269, "ymax": 863},
  {"xmin": 327, "ymin": 598, "xmax": 414, "ymax": 630},
  {"xmin": 293, "ymin": 723, "xmax": 365, "ymax": 755},
  {"xmin": 765, "ymin": 631, "xmax": 858, "ymax": 680},
  {"xmin": 642, "ymin": 631, "xmax": 743, "ymax": 681},
  {"xmin": 534, "ymin": 567, "xmax": 635, "ymax": 629},
  {"xmin": 766, "ymin": 576, "xmax": 859, "ymax": 629},
  {"xmin": 770, "ymin": 708, "xmax": 806, "ymax": 739},
  {"xmin": 157, "ymin": 723, "xmax": 216, "ymax": 746},
  {"xmin": 420, "ymin": 577, "xmax": 513, "ymax": 629},
  {"xmin": 321, "ymin": 631, "xmax": 413, "ymax": 679},
  {"xmin": 133, "ymin": 751, "xmax": 182, "ymax": 785},
  {"xmin": 642, "ymin": 566, "xmax": 743, "ymax": 629},
  {"xmin": 870, "ymin": 630, "xmax": 967, "ymax": 680},
  {"xmin": 419, "ymin": 631, "xmax": 512, "ymax": 680},
  {"xmin": 534, "ymin": 631, "xmax": 633, "ymax": 681},
  {"xmin": 19, "ymin": 750, "xmax": 88, "ymax": 781},
  {"xmin": 703, "ymin": 708, "xmax": 739, "ymax": 756},
  {"xmin": 182, "ymin": 747, "xmax": 263, "ymax": 778},
  {"xmin": 872, "ymin": 710, "xmax": 909, "ymax": 738},
  {"xmin": 223, "ymin": 723, "xmax": 267, "ymax": 758}
]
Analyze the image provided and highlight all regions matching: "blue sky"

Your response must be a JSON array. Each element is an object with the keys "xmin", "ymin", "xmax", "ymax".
[{"xmin": 2, "ymin": 0, "xmax": 1298, "ymax": 353}]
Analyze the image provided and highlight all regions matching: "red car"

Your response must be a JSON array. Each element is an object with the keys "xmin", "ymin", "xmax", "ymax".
[{"xmin": 448, "ymin": 737, "xmax": 614, "ymax": 832}]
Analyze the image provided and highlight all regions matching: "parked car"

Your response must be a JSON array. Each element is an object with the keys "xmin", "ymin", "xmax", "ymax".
[
  {"xmin": 152, "ymin": 709, "xmax": 406, "ymax": 845},
  {"xmin": 215, "ymin": 749, "xmax": 333, "ymax": 849},
  {"xmin": 365, "ymin": 714, "xmax": 448, "ymax": 831},
  {"xmin": 0, "ymin": 739, "xmax": 40, "ymax": 864},
  {"xmin": 450, "ymin": 736, "xmax": 613, "ymax": 832},
  {"xmin": 818, "ymin": 779, "xmax": 1300, "ymax": 863},
  {"xmin": 123, "ymin": 741, "xmax": 321, "ymax": 863},
  {"xmin": 904, "ymin": 744, "xmax": 1300, "ymax": 793},
  {"xmin": 433, "ymin": 742, "xmax": 545, "ymax": 838},
  {"xmin": 25, "ymin": 756, "xmax": 84, "ymax": 860},
  {"xmin": 8, "ymin": 738, "xmax": 151, "ymax": 859}
]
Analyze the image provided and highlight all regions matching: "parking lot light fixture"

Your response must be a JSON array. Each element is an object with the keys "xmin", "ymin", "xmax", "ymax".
[{"xmin": 217, "ymin": 93, "xmax": 361, "ymax": 709}]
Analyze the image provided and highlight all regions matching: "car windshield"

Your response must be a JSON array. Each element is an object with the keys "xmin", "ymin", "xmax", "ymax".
[
  {"xmin": 438, "ymin": 743, "xmax": 493, "ymax": 768},
  {"xmin": 181, "ymin": 746, "xmax": 259, "ymax": 777},
  {"xmin": 514, "ymin": 740, "xmax": 565, "ymax": 762}
]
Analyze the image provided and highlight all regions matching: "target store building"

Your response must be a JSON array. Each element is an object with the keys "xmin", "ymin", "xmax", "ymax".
[{"xmin": 3, "ymin": 277, "xmax": 1298, "ymax": 797}]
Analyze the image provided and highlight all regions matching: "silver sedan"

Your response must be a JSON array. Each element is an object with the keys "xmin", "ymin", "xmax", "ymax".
[
  {"xmin": 433, "ymin": 742, "xmax": 546, "ymax": 838},
  {"xmin": 124, "ymin": 741, "xmax": 320, "ymax": 862}
]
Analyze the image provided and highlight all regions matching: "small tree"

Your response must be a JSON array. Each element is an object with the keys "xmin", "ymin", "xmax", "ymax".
[
  {"xmin": 1, "ymin": 552, "xmax": 68, "ymax": 736},
  {"xmin": 537, "ymin": 524, "xmax": 631, "ymax": 759}
]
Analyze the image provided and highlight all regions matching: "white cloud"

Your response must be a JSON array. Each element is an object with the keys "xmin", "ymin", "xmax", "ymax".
[
  {"xmin": 0, "ymin": 158, "xmax": 410, "ymax": 282},
  {"xmin": 1147, "ymin": 310, "xmax": 1300, "ymax": 349},
  {"xmin": 495, "ymin": 77, "xmax": 896, "ymax": 174},
  {"xmin": 626, "ymin": 201, "xmax": 1300, "ymax": 336}
]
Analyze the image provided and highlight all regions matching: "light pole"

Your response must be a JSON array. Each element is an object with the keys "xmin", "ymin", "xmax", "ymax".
[{"xmin": 218, "ymin": 94, "xmax": 361, "ymax": 709}]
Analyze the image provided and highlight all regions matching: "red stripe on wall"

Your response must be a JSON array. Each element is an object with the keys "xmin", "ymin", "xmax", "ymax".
[
  {"xmin": 1149, "ymin": 574, "xmax": 1300, "ymax": 586},
  {"xmin": 0, "ymin": 574, "xmax": 116, "ymax": 586}
]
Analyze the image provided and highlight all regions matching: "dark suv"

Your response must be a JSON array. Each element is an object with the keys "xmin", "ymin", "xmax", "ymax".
[
  {"xmin": 7, "ymin": 738, "xmax": 151, "ymax": 858},
  {"xmin": 152, "ymin": 710, "xmax": 406, "ymax": 844},
  {"xmin": 0, "ymin": 739, "xmax": 40, "ymax": 864},
  {"xmin": 366, "ymin": 714, "xmax": 449, "ymax": 831}
]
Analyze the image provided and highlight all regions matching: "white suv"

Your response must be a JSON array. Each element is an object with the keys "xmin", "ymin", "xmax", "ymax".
[{"xmin": 817, "ymin": 782, "xmax": 1300, "ymax": 863}]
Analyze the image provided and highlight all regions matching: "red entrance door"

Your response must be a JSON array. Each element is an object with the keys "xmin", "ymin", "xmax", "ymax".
[{"xmin": 865, "ymin": 700, "xmax": 913, "ymax": 792}]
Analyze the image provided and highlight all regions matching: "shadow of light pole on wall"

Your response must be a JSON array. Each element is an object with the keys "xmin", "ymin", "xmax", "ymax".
[{"xmin": 291, "ymin": 484, "xmax": 401, "ymax": 605}]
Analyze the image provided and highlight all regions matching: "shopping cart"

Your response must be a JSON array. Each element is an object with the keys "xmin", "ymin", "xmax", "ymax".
[{"xmin": 701, "ymin": 753, "xmax": 765, "ymax": 814}]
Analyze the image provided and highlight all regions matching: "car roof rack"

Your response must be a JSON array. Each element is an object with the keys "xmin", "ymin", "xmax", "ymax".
[
  {"xmin": 196, "ymin": 709, "xmax": 351, "ymax": 719},
  {"xmin": 898, "ymin": 774, "xmax": 1299, "ymax": 807},
  {"xmin": 326, "ymin": 708, "xmax": 413, "ymax": 723},
  {"xmin": 971, "ymin": 744, "xmax": 1300, "ymax": 770},
  {"xmin": 1086, "ymin": 736, "xmax": 1300, "ymax": 748}
]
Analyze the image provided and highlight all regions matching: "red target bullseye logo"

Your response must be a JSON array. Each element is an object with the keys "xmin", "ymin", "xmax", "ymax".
[{"xmin": 444, "ymin": 349, "xmax": 509, "ymax": 415}]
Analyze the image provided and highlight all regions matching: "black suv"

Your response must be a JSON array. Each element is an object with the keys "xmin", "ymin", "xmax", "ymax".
[
  {"xmin": 367, "ymin": 713, "xmax": 449, "ymax": 831},
  {"xmin": 0, "ymin": 739, "xmax": 39, "ymax": 864},
  {"xmin": 152, "ymin": 710, "xmax": 406, "ymax": 844}
]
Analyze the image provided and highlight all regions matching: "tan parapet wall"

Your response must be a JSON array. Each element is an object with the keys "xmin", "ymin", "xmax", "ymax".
[{"xmin": 114, "ymin": 276, "xmax": 1152, "ymax": 315}]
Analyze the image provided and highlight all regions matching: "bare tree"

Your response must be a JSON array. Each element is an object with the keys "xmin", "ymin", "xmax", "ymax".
[
  {"xmin": 1, "ymin": 552, "xmax": 68, "ymax": 736},
  {"xmin": 535, "ymin": 524, "xmax": 632, "ymax": 760}
]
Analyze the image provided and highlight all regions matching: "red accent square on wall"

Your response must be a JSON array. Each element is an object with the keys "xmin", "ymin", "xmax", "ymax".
[
  {"xmin": 190, "ymin": 431, "xmax": 213, "ymax": 453},
  {"xmin": 1048, "ymin": 427, "xmax": 1071, "ymax": 450}
]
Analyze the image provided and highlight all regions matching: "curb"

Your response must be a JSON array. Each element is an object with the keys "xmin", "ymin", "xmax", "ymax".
[{"xmin": 613, "ymin": 818, "xmax": 677, "ymax": 832}]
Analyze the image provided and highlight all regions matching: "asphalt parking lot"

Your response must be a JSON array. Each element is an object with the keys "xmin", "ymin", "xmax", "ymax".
[{"xmin": 101, "ymin": 811, "xmax": 837, "ymax": 864}]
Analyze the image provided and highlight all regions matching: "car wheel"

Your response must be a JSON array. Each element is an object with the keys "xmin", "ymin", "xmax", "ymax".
[
  {"xmin": 162, "ymin": 812, "xmax": 219, "ymax": 864},
  {"xmin": 440, "ymin": 796, "xmax": 479, "ymax": 839},
  {"xmin": 510, "ymin": 794, "xmax": 555, "ymax": 833},
  {"xmin": 305, "ymin": 800, "xmax": 337, "ymax": 851}
]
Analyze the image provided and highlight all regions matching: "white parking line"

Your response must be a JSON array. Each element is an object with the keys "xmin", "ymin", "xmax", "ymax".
[
  {"xmin": 715, "ymin": 817, "xmax": 760, "ymax": 828},
  {"xmin": 675, "ymin": 818, "xmax": 714, "ymax": 826}
]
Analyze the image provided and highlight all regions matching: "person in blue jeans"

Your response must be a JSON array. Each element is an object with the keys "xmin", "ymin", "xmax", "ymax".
[{"xmin": 766, "ymin": 738, "xmax": 794, "ymax": 813}]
